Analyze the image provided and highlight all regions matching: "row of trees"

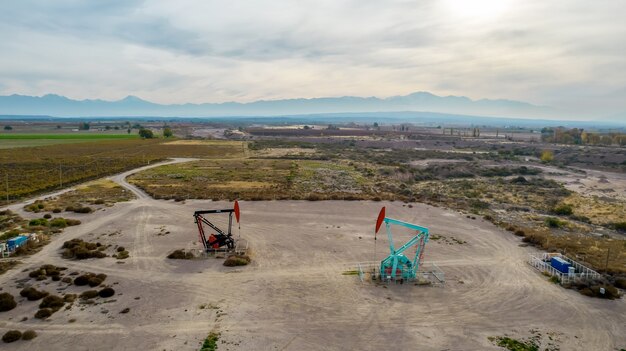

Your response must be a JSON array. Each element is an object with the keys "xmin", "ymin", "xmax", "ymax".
[
  {"xmin": 138, "ymin": 127, "xmax": 172, "ymax": 139},
  {"xmin": 541, "ymin": 127, "xmax": 626, "ymax": 146}
]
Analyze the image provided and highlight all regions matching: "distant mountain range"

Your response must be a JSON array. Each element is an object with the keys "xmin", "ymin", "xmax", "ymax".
[{"xmin": 0, "ymin": 92, "xmax": 561, "ymax": 119}]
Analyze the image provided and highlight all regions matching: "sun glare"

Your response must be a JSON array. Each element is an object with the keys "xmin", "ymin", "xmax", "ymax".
[{"xmin": 443, "ymin": 0, "xmax": 513, "ymax": 20}]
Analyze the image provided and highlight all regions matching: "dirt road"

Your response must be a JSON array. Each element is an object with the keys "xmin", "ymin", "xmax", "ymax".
[{"xmin": 0, "ymin": 160, "xmax": 624, "ymax": 350}]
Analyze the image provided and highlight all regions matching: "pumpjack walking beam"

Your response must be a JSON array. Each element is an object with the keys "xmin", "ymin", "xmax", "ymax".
[
  {"xmin": 194, "ymin": 201, "xmax": 241, "ymax": 251},
  {"xmin": 375, "ymin": 207, "xmax": 430, "ymax": 281}
]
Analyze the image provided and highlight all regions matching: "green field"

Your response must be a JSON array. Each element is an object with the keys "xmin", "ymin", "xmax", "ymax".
[
  {"xmin": 0, "ymin": 133, "xmax": 138, "ymax": 139},
  {"xmin": 0, "ymin": 133, "xmax": 139, "ymax": 149}
]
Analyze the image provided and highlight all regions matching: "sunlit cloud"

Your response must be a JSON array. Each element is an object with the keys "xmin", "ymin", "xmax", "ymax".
[{"xmin": 0, "ymin": 0, "xmax": 624, "ymax": 118}]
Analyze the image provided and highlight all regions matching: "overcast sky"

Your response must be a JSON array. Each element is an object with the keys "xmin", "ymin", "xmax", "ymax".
[{"xmin": 0, "ymin": 0, "xmax": 624, "ymax": 118}]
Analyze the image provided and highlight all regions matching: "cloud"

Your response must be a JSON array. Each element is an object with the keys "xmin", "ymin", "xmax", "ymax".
[{"xmin": 0, "ymin": 0, "xmax": 624, "ymax": 118}]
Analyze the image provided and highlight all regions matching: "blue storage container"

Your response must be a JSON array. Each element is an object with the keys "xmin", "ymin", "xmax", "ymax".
[
  {"xmin": 550, "ymin": 256, "xmax": 571, "ymax": 274},
  {"xmin": 7, "ymin": 235, "xmax": 28, "ymax": 251}
]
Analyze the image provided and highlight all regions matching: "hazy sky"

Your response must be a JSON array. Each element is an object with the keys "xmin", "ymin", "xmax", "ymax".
[{"xmin": 0, "ymin": 0, "xmax": 624, "ymax": 117}]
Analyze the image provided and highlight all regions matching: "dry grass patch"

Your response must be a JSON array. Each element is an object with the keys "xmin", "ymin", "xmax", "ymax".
[
  {"xmin": 0, "ymin": 260, "xmax": 21, "ymax": 275},
  {"xmin": 561, "ymin": 193, "xmax": 626, "ymax": 226},
  {"xmin": 223, "ymin": 255, "xmax": 251, "ymax": 267},
  {"xmin": 167, "ymin": 249, "xmax": 194, "ymax": 259},
  {"xmin": 25, "ymin": 179, "xmax": 134, "ymax": 213}
]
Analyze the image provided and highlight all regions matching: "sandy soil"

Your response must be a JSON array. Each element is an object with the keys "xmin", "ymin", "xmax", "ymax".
[
  {"xmin": 0, "ymin": 162, "xmax": 625, "ymax": 350},
  {"xmin": 530, "ymin": 164, "xmax": 626, "ymax": 202}
]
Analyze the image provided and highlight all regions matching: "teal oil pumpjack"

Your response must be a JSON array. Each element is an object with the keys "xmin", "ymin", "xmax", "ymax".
[{"xmin": 375, "ymin": 207, "xmax": 430, "ymax": 281}]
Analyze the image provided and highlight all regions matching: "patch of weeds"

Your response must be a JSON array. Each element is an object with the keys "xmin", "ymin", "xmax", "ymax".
[
  {"xmin": 544, "ymin": 217, "xmax": 565, "ymax": 228},
  {"xmin": 488, "ymin": 336, "xmax": 539, "ymax": 351},
  {"xmin": 341, "ymin": 270, "xmax": 359, "ymax": 275},
  {"xmin": 0, "ymin": 260, "xmax": 21, "ymax": 275},
  {"xmin": 167, "ymin": 249, "xmax": 194, "ymax": 259},
  {"xmin": 200, "ymin": 332, "xmax": 220, "ymax": 351},
  {"xmin": 223, "ymin": 255, "xmax": 251, "ymax": 267}
]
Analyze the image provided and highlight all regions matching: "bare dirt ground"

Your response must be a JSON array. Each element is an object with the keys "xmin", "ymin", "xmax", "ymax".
[{"xmin": 1, "ymin": 161, "xmax": 625, "ymax": 350}]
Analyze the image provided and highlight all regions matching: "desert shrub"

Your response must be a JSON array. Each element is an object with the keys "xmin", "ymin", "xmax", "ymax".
[
  {"xmin": 71, "ymin": 272, "xmax": 106, "ymax": 287},
  {"xmin": 74, "ymin": 206, "xmax": 93, "ymax": 213},
  {"xmin": 94, "ymin": 199, "xmax": 105, "ymax": 205},
  {"xmin": 28, "ymin": 218, "xmax": 48, "ymax": 226},
  {"xmin": 62, "ymin": 239, "xmax": 107, "ymax": 259},
  {"xmin": 545, "ymin": 217, "xmax": 564, "ymax": 228},
  {"xmin": 115, "ymin": 250, "xmax": 129, "ymax": 259},
  {"xmin": 21, "ymin": 330, "xmax": 37, "ymax": 340},
  {"xmin": 514, "ymin": 229, "xmax": 526, "ymax": 237},
  {"xmin": 80, "ymin": 290, "xmax": 99, "ymax": 300},
  {"xmin": 63, "ymin": 294, "xmax": 76, "ymax": 303},
  {"xmin": 43, "ymin": 213, "xmax": 52, "ymax": 219},
  {"xmin": 20, "ymin": 287, "xmax": 49, "ymax": 301},
  {"xmin": 28, "ymin": 265, "xmax": 62, "ymax": 279},
  {"xmin": 469, "ymin": 199, "xmax": 489, "ymax": 210},
  {"xmin": 66, "ymin": 218, "xmax": 81, "ymax": 226},
  {"xmin": 61, "ymin": 277, "xmax": 72, "ymax": 284},
  {"xmin": 73, "ymin": 274, "xmax": 89, "ymax": 286},
  {"xmin": 49, "ymin": 218, "xmax": 67, "ymax": 228},
  {"xmin": 521, "ymin": 234, "xmax": 545, "ymax": 246},
  {"xmin": 223, "ymin": 255, "xmax": 251, "ymax": 267},
  {"xmin": 34, "ymin": 308, "xmax": 52, "ymax": 319},
  {"xmin": 613, "ymin": 222, "xmax": 626, "ymax": 232},
  {"xmin": 98, "ymin": 288, "xmax": 115, "ymax": 298},
  {"xmin": 510, "ymin": 176, "xmax": 528, "ymax": 184},
  {"xmin": 88, "ymin": 276, "xmax": 104, "ymax": 287},
  {"xmin": 116, "ymin": 246, "xmax": 125, "ymax": 252},
  {"xmin": 2, "ymin": 330, "xmax": 22, "ymax": 343},
  {"xmin": 552, "ymin": 203, "xmax": 573, "ymax": 215},
  {"xmin": 614, "ymin": 278, "xmax": 626, "ymax": 290},
  {"xmin": 0, "ymin": 292, "xmax": 17, "ymax": 312},
  {"xmin": 590, "ymin": 285, "xmax": 620, "ymax": 299},
  {"xmin": 52, "ymin": 208, "xmax": 62, "ymax": 213},
  {"xmin": 39, "ymin": 295, "xmax": 65, "ymax": 310},
  {"xmin": 167, "ymin": 249, "xmax": 194, "ymax": 259}
]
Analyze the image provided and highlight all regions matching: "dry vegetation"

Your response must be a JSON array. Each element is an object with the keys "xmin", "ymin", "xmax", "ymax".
[
  {"xmin": 167, "ymin": 249, "xmax": 194, "ymax": 259},
  {"xmin": 61, "ymin": 239, "xmax": 108, "ymax": 259},
  {"xmin": 8, "ymin": 264, "xmax": 117, "ymax": 321},
  {"xmin": 24, "ymin": 179, "xmax": 134, "ymax": 213}
]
